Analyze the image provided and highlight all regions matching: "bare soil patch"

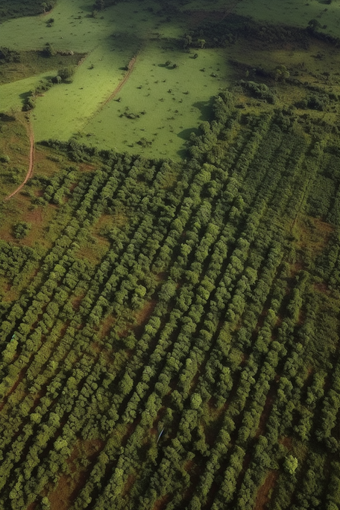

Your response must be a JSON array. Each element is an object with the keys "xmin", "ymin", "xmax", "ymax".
[
  {"xmin": 4, "ymin": 117, "xmax": 34, "ymax": 201},
  {"xmin": 254, "ymin": 470, "xmax": 279, "ymax": 510},
  {"xmin": 48, "ymin": 439, "xmax": 104, "ymax": 510}
]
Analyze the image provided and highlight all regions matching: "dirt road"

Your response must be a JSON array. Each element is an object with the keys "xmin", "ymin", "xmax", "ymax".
[
  {"xmin": 4, "ymin": 117, "xmax": 34, "ymax": 201},
  {"xmin": 99, "ymin": 54, "xmax": 138, "ymax": 110}
]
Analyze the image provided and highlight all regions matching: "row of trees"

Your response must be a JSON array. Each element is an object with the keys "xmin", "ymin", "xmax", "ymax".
[{"xmin": 0, "ymin": 91, "xmax": 339, "ymax": 509}]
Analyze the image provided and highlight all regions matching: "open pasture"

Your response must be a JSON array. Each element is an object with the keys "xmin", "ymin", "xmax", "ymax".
[
  {"xmin": 0, "ymin": 72, "xmax": 57, "ymax": 112},
  {"xmin": 78, "ymin": 43, "xmax": 231, "ymax": 159},
  {"xmin": 0, "ymin": 0, "xmax": 232, "ymax": 159},
  {"xmin": 1, "ymin": 0, "xmax": 340, "ymax": 160},
  {"xmin": 182, "ymin": 0, "xmax": 340, "ymax": 37}
]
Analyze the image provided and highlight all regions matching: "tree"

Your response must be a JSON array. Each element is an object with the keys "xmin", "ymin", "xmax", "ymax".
[
  {"xmin": 274, "ymin": 65, "xmax": 290, "ymax": 82},
  {"xmin": 13, "ymin": 222, "xmax": 31, "ymax": 239},
  {"xmin": 43, "ymin": 42, "xmax": 56, "ymax": 57},
  {"xmin": 58, "ymin": 66, "xmax": 75, "ymax": 82},
  {"xmin": 284, "ymin": 455, "xmax": 298, "ymax": 475},
  {"xmin": 307, "ymin": 19, "xmax": 321, "ymax": 32}
]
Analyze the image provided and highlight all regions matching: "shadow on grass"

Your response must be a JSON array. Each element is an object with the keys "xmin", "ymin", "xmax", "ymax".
[
  {"xmin": 192, "ymin": 97, "xmax": 215, "ymax": 121},
  {"xmin": 177, "ymin": 127, "xmax": 199, "ymax": 140},
  {"xmin": 79, "ymin": 4, "xmax": 94, "ymax": 13},
  {"xmin": 19, "ymin": 91, "xmax": 33, "ymax": 102},
  {"xmin": 176, "ymin": 147, "xmax": 189, "ymax": 159},
  {"xmin": 0, "ymin": 113, "xmax": 16, "ymax": 122}
]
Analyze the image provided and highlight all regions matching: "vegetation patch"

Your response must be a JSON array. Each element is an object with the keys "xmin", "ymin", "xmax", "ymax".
[{"xmin": 1, "ymin": 2, "xmax": 340, "ymax": 510}]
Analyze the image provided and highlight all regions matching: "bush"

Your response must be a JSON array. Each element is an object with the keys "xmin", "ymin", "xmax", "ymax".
[
  {"xmin": 0, "ymin": 154, "xmax": 10, "ymax": 163},
  {"xmin": 13, "ymin": 222, "xmax": 31, "ymax": 239},
  {"xmin": 58, "ymin": 66, "xmax": 75, "ymax": 82}
]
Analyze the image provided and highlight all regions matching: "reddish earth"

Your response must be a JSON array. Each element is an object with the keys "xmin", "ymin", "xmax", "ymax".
[
  {"xmin": 135, "ymin": 300, "xmax": 157, "ymax": 326},
  {"xmin": 314, "ymin": 282, "xmax": 329, "ymax": 294},
  {"xmin": 293, "ymin": 214, "xmax": 334, "ymax": 261},
  {"xmin": 26, "ymin": 207, "xmax": 43, "ymax": 224},
  {"xmin": 152, "ymin": 495, "xmax": 171, "ymax": 510},
  {"xmin": 280, "ymin": 436, "xmax": 293, "ymax": 450},
  {"xmin": 100, "ymin": 314, "xmax": 115, "ymax": 339},
  {"xmin": 256, "ymin": 389, "xmax": 275, "ymax": 437},
  {"xmin": 26, "ymin": 502, "xmax": 38, "ymax": 510},
  {"xmin": 78, "ymin": 162, "xmax": 97, "ymax": 172},
  {"xmin": 122, "ymin": 473, "xmax": 137, "ymax": 497},
  {"xmin": 48, "ymin": 439, "xmax": 104, "ymax": 510},
  {"xmin": 5, "ymin": 117, "xmax": 35, "ymax": 201},
  {"xmin": 288, "ymin": 261, "xmax": 305, "ymax": 278},
  {"xmin": 254, "ymin": 470, "xmax": 279, "ymax": 510},
  {"xmin": 71, "ymin": 295, "xmax": 84, "ymax": 311}
]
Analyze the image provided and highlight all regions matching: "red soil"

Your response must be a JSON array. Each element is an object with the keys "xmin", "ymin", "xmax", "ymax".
[
  {"xmin": 254, "ymin": 470, "xmax": 279, "ymax": 510},
  {"xmin": 4, "ymin": 118, "xmax": 34, "ymax": 201}
]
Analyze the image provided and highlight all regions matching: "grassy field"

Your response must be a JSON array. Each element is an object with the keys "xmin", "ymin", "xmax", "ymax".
[
  {"xmin": 0, "ymin": 72, "xmax": 55, "ymax": 112},
  {"xmin": 1, "ymin": 0, "xmax": 340, "ymax": 160},
  {"xmin": 234, "ymin": 0, "xmax": 340, "ymax": 37},
  {"xmin": 77, "ymin": 43, "xmax": 231, "ymax": 159}
]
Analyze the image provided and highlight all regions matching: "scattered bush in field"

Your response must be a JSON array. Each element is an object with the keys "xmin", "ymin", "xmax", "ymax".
[
  {"xmin": 0, "ymin": 47, "xmax": 20, "ymax": 63},
  {"xmin": 57, "ymin": 66, "xmax": 75, "ymax": 82},
  {"xmin": 274, "ymin": 64, "xmax": 290, "ymax": 81},
  {"xmin": 43, "ymin": 42, "xmax": 56, "ymax": 57},
  {"xmin": 13, "ymin": 222, "xmax": 31, "ymax": 239},
  {"xmin": 41, "ymin": 2, "xmax": 55, "ymax": 14},
  {"xmin": 295, "ymin": 92, "xmax": 329, "ymax": 111},
  {"xmin": 0, "ymin": 153, "xmax": 10, "ymax": 163}
]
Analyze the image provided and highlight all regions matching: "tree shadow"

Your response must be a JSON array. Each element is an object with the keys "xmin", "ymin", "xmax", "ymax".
[
  {"xmin": 0, "ymin": 113, "xmax": 15, "ymax": 122},
  {"xmin": 79, "ymin": 4, "xmax": 94, "ymax": 13},
  {"xmin": 176, "ymin": 147, "xmax": 189, "ymax": 159},
  {"xmin": 192, "ymin": 96, "xmax": 215, "ymax": 121},
  {"xmin": 176, "ymin": 127, "xmax": 199, "ymax": 141},
  {"xmin": 19, "ymin": 91, "xmax": 33, "ymax": 101}
]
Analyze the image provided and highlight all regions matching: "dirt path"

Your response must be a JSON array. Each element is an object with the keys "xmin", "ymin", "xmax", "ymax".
[
  {"xmin": 4, "ymin": 116, "xmax": 34, "ymax": 201},
  {"xmin": 99, "ymin": 54, "xmax": 138, "ymax": 111}
]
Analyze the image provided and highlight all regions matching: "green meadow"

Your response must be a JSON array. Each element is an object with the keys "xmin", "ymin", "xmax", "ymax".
[
  {"xmin": 234, "ymin": 0, "xmax": 340, "ymax": 37},
  {"xmin": 0, "ymin": 72, "xmax": 54, "ymax": 111},
  {"xmin": 78, "ymin": 44, "xmax": 231, "ymax": 159},
  {"xmin": 1, "ymin": 0, "xmax": 340, "ymax": 160},
  {"xmin": 0, "ymin": 0, "xmax": 196, "ymax": 159}
]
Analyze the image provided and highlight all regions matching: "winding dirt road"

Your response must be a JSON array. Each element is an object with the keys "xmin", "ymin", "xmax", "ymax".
[{"xmin": 4, "ymin": 117, "xmax": 34, "ymax": 201}]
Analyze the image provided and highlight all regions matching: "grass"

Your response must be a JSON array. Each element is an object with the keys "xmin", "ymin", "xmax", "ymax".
[
  {"xmin": 0, "ymin": 72, "xmax": 55, "ymax": 111},
  {"xmin": 1, "ymin": 0, "xmax": 340, "ymax": 160},
  {"xmin": 0, "ymin": 51, "xmax": 81, "ymax": 86},
  {"xmin": 234, "ymin": 0, "xmax": 340, "ymax": 37},
  {"xmin": 0, "ymin": 0, "xmax": 231, "ymax": 159},
  {"xmin": 77, "ymin": 43, "xmax": 232, "ymax": 160}
]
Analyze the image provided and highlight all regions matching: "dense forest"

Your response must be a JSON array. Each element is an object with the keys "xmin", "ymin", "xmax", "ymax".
[{"xmin": 1, "ymin": 1, "xmax": 340, "ymax": 509}]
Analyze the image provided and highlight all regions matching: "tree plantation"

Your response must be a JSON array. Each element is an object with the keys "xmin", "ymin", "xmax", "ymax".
[
  {"xmin": 0, "ymin": 89, "xmax": 339, "ymax": 509},
  {"xmin": 1, "ymin": 1, "xmax": 340, "ymax": 509}
]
